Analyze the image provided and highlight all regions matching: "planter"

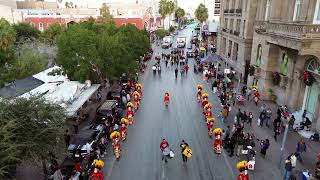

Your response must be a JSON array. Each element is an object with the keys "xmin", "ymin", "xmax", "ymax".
[{"xmin": 303, "ymin": 71, "xmax": 314, "ymax": 86}]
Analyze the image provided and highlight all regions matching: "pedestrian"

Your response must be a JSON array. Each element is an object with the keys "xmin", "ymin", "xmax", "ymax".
[
  {"xmin": 290, "ymin": 153, "xmax": 297, "ymax": 168},
  {"xmin": 283, "ymin": 156, "xmax": 293, "ymax": 180},
  {"xmin": 73, "ymin": 118, "xmax": 80, "ymax": 134},
  {"xmin": 64, "ymin": 129, "xmax": 71, "ymax": 148},
  {"xmin": 254, "ymin": 90, "xmax": 260, "ymax": 106},
  {"xmin": 295, "ymin": 139, "xmax": 307, "ymax": 162},
  {"xmin": 314, "ymin": 161, "xmax": 320, "ymax": 179},
  {"xmin": 180, "ymin": 140, "xmax": 189, "ymax": 163},
  {"xmin": 289, "ymin": 115, "xmax": 295, "ymax": 130},
  {"xmin": 248, "ymin": 112, "xmax": 253, "ymax": 126},
  {"xmin": 241, "ymin": 111, "xmax": 247, "ymax": 124},
  {"xmin": 160, "ymin": 139, "xmax": 170, "ymax": 163},
  {"xmin": 229, "ymin": 136, "xmax": 236, "ymax": 157},
  {"xmin": 236, "ymin": 133, "xmax": 244, "ymax": 156},
  {"xmin": 236, "ymin": 109, "xmax": 242, "ymax": 124},
  {"xmin": 258, "ymin": 110, "xmax": 266, "ymax": 127},
  {"xmin": 175, "ymin": 67, "xmax": 178, "ymax": 78},
  {"xmin": 260, "ymin": 139, "xmax": 270, "ymax": 158},
  {"xmin": 212, "ymin": 80, "xmax": 218, "ymax": 93},
  {"xmin": 266, "ymin": 108, "xmax": 272, "ymax": 128},
  {"xmin": 273, "ymin": 121, "xmax": 281, "ymax": 141}
]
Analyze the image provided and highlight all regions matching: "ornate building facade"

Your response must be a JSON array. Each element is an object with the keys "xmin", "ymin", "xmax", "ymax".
[{"xmin": 249, "ymin": 0, "xmax": 320, "ymax": 131}]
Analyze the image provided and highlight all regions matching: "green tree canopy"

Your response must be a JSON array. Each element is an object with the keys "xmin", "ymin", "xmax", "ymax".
[
  {"xmin": 42, "ymin": 22, "xmax": 66, "ymax": 44},
  {"xmin": 12, "ymin": 48, "xmax": 48, "ymax": 80},
  {"xmin": 175, "ymin": 7, "xmax": 185, "ymax": 26},
  {"xmin": 159, "ymin": 0, "xmax": 169, "ymax": 19},
  {"xmin": 96, "ymin": 3, "xmax": 114, "ymax": 24},
  {"xmin": 56, "ymin": 22, "xmax": 150, "ymax": 82},
  {"xmin": 155, "ymin": 29, "xmax": 169, "ymax": 39},
  {"xmin": 0, "ymin": 18, "xmax": 16, "ymax": 63},
  {"xmin": 0, "ymin": 97, "xmax": 66, "ymax": 179},
  {"xmin": 195, "ymin": 3, "xmax": 208, "ymax": 23},
  {"xmin": 13, "ymin": 22, "xmax": 40, "ymax": 41}
]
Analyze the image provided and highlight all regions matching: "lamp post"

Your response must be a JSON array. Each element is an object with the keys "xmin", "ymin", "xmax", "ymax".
[{"xmin": 278, "ymin": 123, "xmax": 289, "ymax": 168}]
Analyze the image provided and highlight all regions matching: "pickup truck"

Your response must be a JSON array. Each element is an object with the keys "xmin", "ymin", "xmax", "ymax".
[
  {"xmin": 161, "ymin": 36, "xmax": 173, "ymax": 48},
  {"xmin": 177, "ymin": 37, "xmax": 186, "ymax": 48}
]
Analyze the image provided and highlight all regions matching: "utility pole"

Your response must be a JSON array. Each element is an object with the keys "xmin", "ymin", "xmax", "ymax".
[{"xmin": 278, "ymin": 124, "xmax": 289, "ymax": 168}]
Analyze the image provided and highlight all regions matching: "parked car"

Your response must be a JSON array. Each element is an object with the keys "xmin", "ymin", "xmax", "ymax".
[{"xmin": 95, "ymin": 100, "xmax": 123, "ymax": 124}]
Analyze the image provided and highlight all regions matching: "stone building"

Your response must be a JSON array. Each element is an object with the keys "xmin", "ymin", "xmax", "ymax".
[
  {"xmin": 248, "ymin": 0, "xmax": 320, "ymax": 131},
  {"xmin": 217, "ymin": 0, "xmax": 258, "ymax": 83}
]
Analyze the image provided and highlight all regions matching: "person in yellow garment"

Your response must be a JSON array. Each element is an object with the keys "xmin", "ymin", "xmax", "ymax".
[{"xmin": 180, "ymin": 140, "xmax": 191, "ymax": 163}]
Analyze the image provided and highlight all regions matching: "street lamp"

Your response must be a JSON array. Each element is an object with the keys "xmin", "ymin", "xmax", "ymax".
[{"xmin": 278, "ymin": 123, "xmax": 289, "ymax": 168}]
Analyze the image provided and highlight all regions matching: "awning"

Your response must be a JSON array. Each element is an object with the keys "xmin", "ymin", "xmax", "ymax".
[{"xmin": 201, "ymin": 54, "xmax": 221, "ymax": 63}]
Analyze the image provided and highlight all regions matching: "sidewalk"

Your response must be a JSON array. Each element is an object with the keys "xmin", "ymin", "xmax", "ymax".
[{"xmin": 219, "ymin": 88, "xmax": 319, "ymax": 178}]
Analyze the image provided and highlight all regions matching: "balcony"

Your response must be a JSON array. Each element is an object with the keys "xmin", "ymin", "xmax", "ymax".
[
  {"xmin": 229, "ymin": 9, "xmax": 235, "ymax": 13},
  {"xmin": 224, "ymin": 9, "xmax": 229, "ymax": 13},
  {"xmin": 235, "ymin": 9, "xmax": 242, "ymax": 15},
  {"xmin": 254, "ymin": 21, "xmax": 320, "ymax": 40},
  {"xmin": 233, "ymin": 31, "xmax": 240, "ymax": 36}
]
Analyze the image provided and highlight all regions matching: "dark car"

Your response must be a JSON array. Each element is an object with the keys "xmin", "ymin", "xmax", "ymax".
[
  {"xmin": 107, "ymin": 91, "xmax": 121, "ymax": 102},
  {"xmin": 95, "ymin": 100, "xmax": 123, "ymax": 124}
]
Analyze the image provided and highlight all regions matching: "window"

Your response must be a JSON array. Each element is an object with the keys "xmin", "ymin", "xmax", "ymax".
[
  {"xmin": 307, "ymin": 58, "xmax": 320, "ymax": 76},
  {"xmin": 230, "ymin": 19, "xmax": 234, "ymax": 31},
  {"xmin": 265, "ymin": 0, "xmax": 271, "ymax": 21},
  {"xmin": 255, "ymin": 44, "xmax": 262, "ymax": 67},
  {"xmin": 225, "ymin": 18, "xmax": 228, "ymax": 29},
  {"xmin": 39, "ymin": 22, "xmax": 43, "ymax": 31},
  {"xmin": 280, "ymin": 53, "xmax": 289, "ymax": 76},
  {"xmin": 242, "ymin": 20, "xmax": 246, "ymax": 36},
  {"xmin": 236, "ymin": 19, "xmax": 241, "ymax": 32},
  {"xmin": 293, "ymin": 0, "xmax": 301, "ymax": 21},
  {"xmin": 238, "ymin": 0, "xmax": 243, "ymax": 9},
  {"xmin": 228, "ymin": 40, "xmax": 232, "ymax": 58},
  {"xmin": 313, "ymin": 0, "xmax": 320, "ymax": 24},
  {"xmin": 232, "ymin": 0, "xmax": 235, "ymax": 9},
  {"xmin": 233, "ymin": 43, "xmax": 238, "ymax": 61}
]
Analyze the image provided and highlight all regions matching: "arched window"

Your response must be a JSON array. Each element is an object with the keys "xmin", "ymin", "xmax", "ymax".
[
  {"xmin": 255, "ymin": 44, "xmax": 262, "ymax": 67},
  {"xmin": 307, "ymin": 58, "xmax": 320, "ymax": 76},
  {"xmin": 280, "ymin": 53, "xmax": 289, "ymax": 76}
]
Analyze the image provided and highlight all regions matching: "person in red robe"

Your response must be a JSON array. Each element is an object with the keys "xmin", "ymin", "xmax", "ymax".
[
  {"xmin": 89, "ymin": 168, "xmax": 104, "ymax": 180},
  {"xmin": 213, "ymin": 128, "xmax": 223, "ymax": 156},
  {"xmin": 136, "ymin": 84, "xmax": 143, "ymax": 96},
  {"xmin": 237, "ymin": 160, "xmax": 249, "ymax": 180},
  {"xmin": 121, "ymin": 123, "xmax": 127, "ymax": 141},
  {"xmin": 133, "ymin": 93, "xmax": 140, "ymax": 110},
  {"xmin": 127, "ymin": 103, "xmax": 134, "ymax": 125},
  {"xmin": 207, "ymin": 121, "xmax": 214, "ymax": 137},
  {"xmin": 197, "ymin": 85, "xmax": 203, "ymax": 103},
  {"xmin": 164, "ymin": 92, "xmax": 170, "ymax": 107},
  {"xmin": 204, "ymin": 103, "xmax": 213, "ymax": 120}
]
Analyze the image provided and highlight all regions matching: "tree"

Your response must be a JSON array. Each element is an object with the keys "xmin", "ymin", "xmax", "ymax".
[
  {"xmin": 13, "ymin": 22, "xmax": 40, "ymax": 41},
  {"xmin": 12, "ymin": 48, "xmax": 48, "ymax": 80},
  {"xmin": 42, "ymin": 22, "xmax": 66, "ymax": 44},
  {"xmin": 175, "ymin": 7, "xmax": 185, "ymax": 27},
  {"xmin": 0, "ymin": 97, "xmax": 66, "ymax": 179},
  {"xmin": 195, "ymin": 3, "xmax": 208, "ymax": 23},
  {"xmin": 96, "ymin": 3, "xmax": 114, "ymax": 24},
  {"xmin": 155, "ymin": 29, "xmax": 169, "ymax": 39},
  {"xmin": 65, "ymin": 1, "xmax": 69, "ymax": 8},
  {"xmin": 56, "ymin": 22, "xmax": 150, "ymax": 82},
  {"xmin": 167, "ymin": 0, "xmax": 176, "ymax": 27},
  {"xmin": 0, "ymin": 18, "xmax": 16, "ymax": 64},
  {"xmin": 159, "ymin": 0, "xmax": 169, "ymax": 27}
]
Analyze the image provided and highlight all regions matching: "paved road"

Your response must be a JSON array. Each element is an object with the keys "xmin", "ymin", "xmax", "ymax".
[{"xmin": 102, "ymin": 26, "xmax": 237, "ymax": 180}]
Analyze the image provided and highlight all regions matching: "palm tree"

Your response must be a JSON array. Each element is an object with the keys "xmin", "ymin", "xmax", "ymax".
[
  {"xmin": 167, "ymin": 1, "xmax": 176, "ymax": 28},
  {"xmin": 159, "ymin": 0, "xmax": 169, "ymax": 28},
  {"xmin": 195, "ymin": 3, "xmax": 208, "ymax": 23},
  {"xmin": 175, "ymin": 7, "xmax": 185, "ymax": 27}
]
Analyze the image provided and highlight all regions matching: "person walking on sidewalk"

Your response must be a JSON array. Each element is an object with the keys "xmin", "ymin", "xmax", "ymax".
[
  {"xmin": 273, "ymin": 118, "xmax": 281, "ymax": 141},
  {"xmin": 248, "ymin": 112, "xmax": 253, "ymax": 126},
  {"xmin": 180, "ymin": 140, "xmax": 189, "ymax": 163},
  {"xmin": 260, "ymin": 139, "xmax": 270, "ymax": 158},
  {"xmin": 295, "ymin": 139, "xmax": 307, "ymax": 162},
  {"xmin": 283, "ymin": 156, "xmax": 293, "ymax": 180},
  {"xmin": 265, "ymin": 108, "xmax": 272, "ymax": 128}
]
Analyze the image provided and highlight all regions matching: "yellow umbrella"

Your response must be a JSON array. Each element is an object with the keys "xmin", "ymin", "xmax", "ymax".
[{"xmin": 200, "ymin": 47, "xmax": 206, "ymax": 51}]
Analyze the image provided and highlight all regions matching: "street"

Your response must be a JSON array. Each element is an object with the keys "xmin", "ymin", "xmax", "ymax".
[{"xmin": 103, "ymin": 26, "xmax": 236, "ymax": 180}]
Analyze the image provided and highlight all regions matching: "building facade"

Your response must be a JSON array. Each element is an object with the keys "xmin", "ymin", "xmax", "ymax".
[
  {"xmin": 15, "ymin": 0, "xmax": 158, "ymax": 31},
  {"xmin": 249, "ymin": 0, "xmax": 320, "ymax": 131},
  {"xmin": 217, "ymin": 0, "xmax": 258, "ymax": 81},
  {"xmin": 0, "ymin": 0, "xmax": 23, "ymax": 23}
]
